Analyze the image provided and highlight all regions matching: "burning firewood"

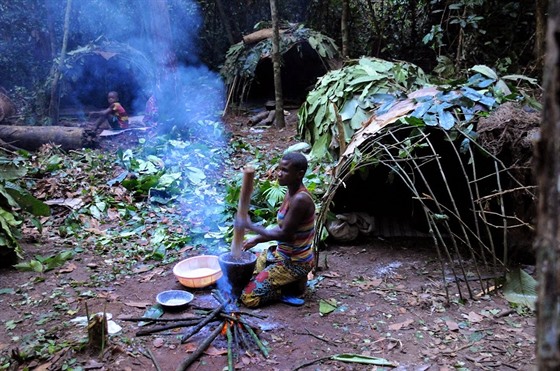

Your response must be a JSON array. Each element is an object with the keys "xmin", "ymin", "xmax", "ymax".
[
  {"xmin": 175, "ymin": 322, "xmax": 225, "ymax": 371},
  {"xmin": 240, "ymin": 318, "xmax": 269, "ymax": 358},
  {"xmin": 134, "ymin": 289, "xmax": 270, "ymax": 371},
  {"xmin": 226, "ymin": 323, "xmax": 234, "ymax": 370},
  {"xmin": 180, "ymin": 302, "xmax": 226, "ymax": 343},
  {"xmin": 135, "ymin": 319, "xmax": 203, "ymax": 337}
]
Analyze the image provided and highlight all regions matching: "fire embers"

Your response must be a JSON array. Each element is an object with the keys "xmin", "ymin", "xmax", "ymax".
[
  {"xmin": 221, "ymin": 312, "xmax": 269, "ymax": 361},
  {"xmin": 127, "ymin": 289, "xmax": 269, "ymax": 371}
]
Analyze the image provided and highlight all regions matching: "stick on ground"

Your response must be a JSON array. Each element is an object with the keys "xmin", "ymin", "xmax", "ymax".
[
  {"xmin": 241, "ymin": 320, "xmax": 268, "ymax": 358},
  {"xmin": 175, "ymin": 322, "xmax": 226, "ymax": 371},
  {"xmin": 180, "ymin": 302, "xmax": 226, "ymax": 343},
  {"xmin": 135, "ymin": 319, "xmax": 207, "ymax": 336}
]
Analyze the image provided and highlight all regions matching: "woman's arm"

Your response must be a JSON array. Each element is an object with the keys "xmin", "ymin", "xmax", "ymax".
[{"xmin": 239, "ymin": 193, "xmax": 314, "ymax": 249}]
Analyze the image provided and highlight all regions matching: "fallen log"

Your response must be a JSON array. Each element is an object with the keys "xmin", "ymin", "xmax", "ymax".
[
  {"xmin": 0, "ymin": 125, "xmax": 97, "ymax": 151},
  {"xmin": 260, "ymin": 111, "xmax": 276, "ymax": 126},
  {"xmin": 242, "ymin": 28, "xmax": 287, "ymax": 44},
  {"xmin": 248, "ymin": 110, "xmax": 270, "ymax": 126}
]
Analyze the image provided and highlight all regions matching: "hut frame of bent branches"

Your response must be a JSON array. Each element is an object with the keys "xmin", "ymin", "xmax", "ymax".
[{"xmin": 298, "ymin": 58, "xmax": 539, "ymax": 301}]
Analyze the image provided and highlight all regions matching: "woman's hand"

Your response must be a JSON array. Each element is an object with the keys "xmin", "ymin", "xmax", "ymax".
[{"xmin": 243, "ymin": 236, "xmax": 259, "ymax": 251}]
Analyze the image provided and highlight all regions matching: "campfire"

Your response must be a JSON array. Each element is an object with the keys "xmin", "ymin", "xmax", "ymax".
[
  {"xmin": 120, "ymin": 166, "xmax": 263, "ymax": 370},
  {"xmin": 123, "ymin": 290, "xmax": 268, "ymax": 371}
]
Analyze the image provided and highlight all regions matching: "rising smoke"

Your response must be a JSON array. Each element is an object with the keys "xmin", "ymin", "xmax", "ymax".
[{"xmin": 64, "ymin": 0, "xmax": 230, "ymax": 249}]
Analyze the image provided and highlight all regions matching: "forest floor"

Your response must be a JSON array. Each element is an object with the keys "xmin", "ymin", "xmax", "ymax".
[{"xmin": 0, "ymin": 110, "xmax": 536, "ymax": 371}]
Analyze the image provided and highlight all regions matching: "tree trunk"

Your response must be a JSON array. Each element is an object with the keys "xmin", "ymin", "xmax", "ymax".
[
  {"xmin": 535, "ymin": 1, "xmax": 560, "ymax": 369},
  {"xmin": 269, "ymin": 0, "xmax": 285, "ymax": 128},
  {"xmin": 215, "ymin": 0, "xmax": 236, "ymax": 45},
  {"xmin": 341, "ymin": 0, "xmax": 350, "ymax": 58},
  {"xmin": 0, "ymin": 126, "xmax": 97, "ymax": 151},
  {"xmin": 144, "ymin": 0, "xmax": 179, "ymax": 120},
  {"xmin": 535, "ymin": 0, "xmax": 549, "ymax": 73},
  {"xmin": 0, "ymin": 91, "xmax": 15, "ymax": 123},
  {"xmin": 48, "ymin": 0, "xmax": 72, "ymax": 125}
]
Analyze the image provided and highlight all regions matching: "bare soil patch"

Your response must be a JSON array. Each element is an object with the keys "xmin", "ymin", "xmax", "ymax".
[{"xmin": 0, "ymin": 112, "xmax": 536, "ymax": 371}]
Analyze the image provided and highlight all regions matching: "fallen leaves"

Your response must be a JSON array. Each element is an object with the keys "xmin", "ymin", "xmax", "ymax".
[
  {"xmin": 319, "ymin": 298, "xmax": 338, "ymax": 316},
  {"xmin": 388, "ymin": 319, "xmax": 413, "ymax": 331},
  {"xmin": 463, "ymin": 311, "xmax": 484, "ymax": 323},
  {"xmin": 124, "ymin": 301, "xmax": 152, "ymax": 308},
  {"xmin": 57, "ymin": 262, "xmax": 77, "ymax": 274},
  {"xmin": 139, "ymin": 268, "xmax": 164, "ymax": 283},
  {"xmin": 445, "ymin": 320, "xmax": 460, "ymax": 332}
]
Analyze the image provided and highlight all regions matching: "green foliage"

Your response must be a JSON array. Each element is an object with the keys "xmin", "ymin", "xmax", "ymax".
[
  {"xmin": 298, "ymin": 58, "xmax": 539, "ymax": 161},
  {"xmin": 298, "ymin": 57, "xmax": 430, "ymax": 160},
  {"xmin": 13, "ymin": 251, "xmax": 73, "ymax": 273},
  {"xmin": 0, "ymin": 156, "xmax": 50, "ymax": 260},
  {"xmin": 503, "ymin": 268, "xmax": 537, "ymax": 311}
]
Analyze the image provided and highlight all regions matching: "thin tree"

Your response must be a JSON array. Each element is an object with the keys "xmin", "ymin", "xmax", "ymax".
[
  {"xmin": 144, "ymin": 0, "xmax": 179, "ymax": 112},
  {"xmin": 215, "ymin": 0, "xmax": 237, "ymax": 45},
  {"xmin": 535, "ymin": 0, "xmax": 549, "ymax": 73},
  {"xmin": 48, "ymin": 0, "xmax": 72, "ymax": 125},
  {"xmin": 269, "ymin": 0, "xmax": 285, "ymax": 128},
  {"xmin": 341, "ymin": 0, "xmax": 350, "ymax": 59},
  {"xmin": 535, "ymin": 0, "xmax": 560, "ymax": 368}
]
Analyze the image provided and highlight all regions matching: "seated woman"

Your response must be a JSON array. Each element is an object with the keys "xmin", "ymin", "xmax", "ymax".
[{"xmin": 236, "ymin": 152, "xmax": 315, "ymax": 308}]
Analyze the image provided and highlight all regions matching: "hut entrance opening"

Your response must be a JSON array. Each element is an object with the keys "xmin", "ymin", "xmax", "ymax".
[
  {"xmin": 247, "ymin": 43, "xmax": 329, "ymax": 107},
  {"xmin": 60, "ymin": 54, "xmax": 151, "ymax": 116}
]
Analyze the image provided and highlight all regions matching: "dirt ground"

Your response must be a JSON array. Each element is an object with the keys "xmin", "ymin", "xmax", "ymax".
[{"xmin": 0, "ymin": 112, "xmax": 536, "ymax": 371}]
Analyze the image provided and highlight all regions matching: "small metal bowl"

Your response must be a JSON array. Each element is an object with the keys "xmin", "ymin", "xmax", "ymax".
[{"xmin": 156, "ymin": 290, "xmax": 194, "ymax": 308}]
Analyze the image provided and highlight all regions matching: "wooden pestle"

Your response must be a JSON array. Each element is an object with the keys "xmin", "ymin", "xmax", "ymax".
[{"xmin": 231, "ymin": 165, "xmax": 255, "ymax": 259}]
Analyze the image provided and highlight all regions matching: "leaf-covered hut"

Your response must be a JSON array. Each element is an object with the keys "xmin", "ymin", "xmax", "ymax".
[
  {"xmin": 221, "ymin": 24, "xmax": 339, "ymax": 108},
  {"xmin": 56, "ymin": 39, "xmax": 155, "ymax": 113},
  {"xmin": 299, "ymin": 58, "xmax": 539, "ymax": 300}
]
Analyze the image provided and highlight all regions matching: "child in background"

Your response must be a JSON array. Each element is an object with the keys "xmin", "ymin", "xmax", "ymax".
[{"xmin": 90, "ymin": 91, "xmax": 129, "ymax": 131}]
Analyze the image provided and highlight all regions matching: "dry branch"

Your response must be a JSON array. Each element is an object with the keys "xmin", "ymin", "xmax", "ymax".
[
  {"xmin": 135, "ymin": 319, "xmax": 203, "ymax": 336},
  {"xmin": 180, "ymin": 302, "xmax": 226, "ymax": 343},
  {"xmin": 175, "ymin": 322, "xmax": 225, "ymax": 371},
  {"xmin": 119, "ymin": 316, "xmax": 203, "ymax": 322}
]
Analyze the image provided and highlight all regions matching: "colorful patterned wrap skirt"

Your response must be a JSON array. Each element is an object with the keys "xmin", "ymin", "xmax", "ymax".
[{"xmin": 240, "ymin": 246, "xmax": 313, "ymax": 308}]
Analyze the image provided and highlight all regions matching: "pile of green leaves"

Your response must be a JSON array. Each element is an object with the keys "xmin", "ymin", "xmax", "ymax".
[
  {"xmin": 298, "ymin": 57, "xmax": 430, "ymax": 160},
  {"xmin": 220, "ymin": 24, "xmax": 339, "ymax": 86},
  {"xmin": 298, "ymin": 57, "xmax": 539, "ymax": 161}
]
